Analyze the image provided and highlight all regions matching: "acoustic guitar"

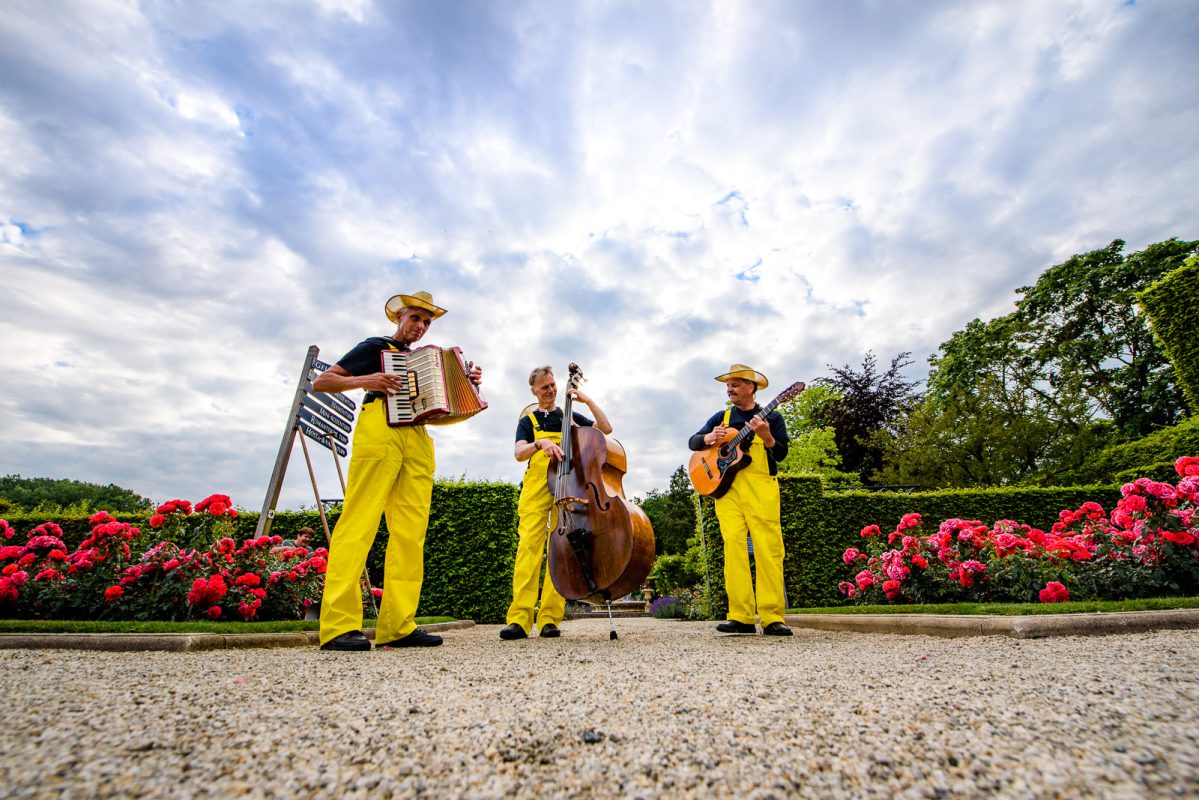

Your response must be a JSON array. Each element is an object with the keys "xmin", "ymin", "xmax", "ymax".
[{"xmin": 688, "ymin": 381, "xmax": 806, "ymax": 498}]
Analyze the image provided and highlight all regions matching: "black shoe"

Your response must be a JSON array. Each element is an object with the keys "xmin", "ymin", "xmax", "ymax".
[
  {"xmin": 320, "ymin": 630, "xmax": 371, "ymax": 651},
  {"xmin": 376, "ymin": 628, "xmax": 443, "ymax": 648},
  {"xmin": 539, "ymin": 623, "xmax": 561, "ymax": 638},
  {"xmin": 499, "ymin": 623, "xmax": 528, "ymax": 640},
  {"xmin": 715, "ymin": 620, "xmax": 757, "ymax": 634},
  {"xmin": 762, "ymin": 622, "xmax": 793, "ymax": 636}
]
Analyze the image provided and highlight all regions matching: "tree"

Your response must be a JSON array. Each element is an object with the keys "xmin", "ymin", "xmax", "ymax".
[
  {"xmin": 776, "ymin": 384, "xmax": 860, "ymax": 486},
  {"xmin": 1013, "ymin": 238, "xmax": 1196, "ymax": 440},
  {"xmin": 890, "ymin": 238, "xmax": 1199, "ymax": 487},
  {"xmin": 874, "ymin": 374, "xmax": 1107, "ymax": 487},
  {"xmin": 638, "ymin": 466, "xmax": 697, "ymax": 555},
  {"xmin": 0, "ymin": 475, "xmax": 153, "ymax": 514},
  {"xmin": 810, "ymin": 352, "xmax": 922, "ymax": 483}
]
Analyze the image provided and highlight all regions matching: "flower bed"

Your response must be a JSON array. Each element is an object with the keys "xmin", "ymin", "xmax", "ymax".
[
  {"xmin": 839, "ymin": 457, "xmax": 1199, "ymax": 605},
  {"xmin": 0, "ymin": 495, "xmax": 327, "ymax": 622}
]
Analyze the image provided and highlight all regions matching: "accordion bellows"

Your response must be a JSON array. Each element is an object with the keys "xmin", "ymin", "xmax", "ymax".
[{"xmin": 380, "ymin": 346, "xmax": 488, "ymax": 426}]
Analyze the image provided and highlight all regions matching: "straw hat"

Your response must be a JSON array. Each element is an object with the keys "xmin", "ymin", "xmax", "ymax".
[
  {"xmin": 715, "ymin": 363, "xmax": 768, "ymax": 390},
  {"xmin": 385, "ymin": 291, "xmax": 447, "ymax": 323}
]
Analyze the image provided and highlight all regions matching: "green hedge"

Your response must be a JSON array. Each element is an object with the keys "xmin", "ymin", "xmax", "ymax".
[
  {"xmin": 3, "ymin": 481, "xmax": 520, "ymax": 624},
  {"xmin": 409, "ymin": 482, "xmax": 518, "ymax": 623},
  {"xmin": 1139, "ymin": 254, "xmax": 1199, "ymax": 413}
]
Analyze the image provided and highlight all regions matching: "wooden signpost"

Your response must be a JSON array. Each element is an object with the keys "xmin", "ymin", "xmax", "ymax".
[{"xmin": 257, "ymin": 345, "xmax": 377, "ymax": 616}]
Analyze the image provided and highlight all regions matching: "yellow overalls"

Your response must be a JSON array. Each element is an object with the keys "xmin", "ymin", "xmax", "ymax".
[
  {"xmin": 319, "ymin": 344, "xmax": 436, "ymax": 647},
  {"xmin": 713, "ymin": 408, "xmax": 787, "ymax": 627},
  {"xmin": 505, "ymin": 412, "xmax": 567, "ymax": 634}
]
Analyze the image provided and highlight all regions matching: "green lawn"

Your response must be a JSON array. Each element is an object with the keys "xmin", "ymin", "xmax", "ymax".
[
  {"xmin": 0, "ymin": 617, "xmax": 455, "ymax": 634},
  {"xmin": 787, "ymin": 597, "xmax": 1199, "ymax": 616}
]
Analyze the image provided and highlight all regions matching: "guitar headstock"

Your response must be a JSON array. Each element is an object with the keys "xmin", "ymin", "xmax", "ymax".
[{"xmin": 777, "ymin": 381, "xmax": 806, "ymax": 404}]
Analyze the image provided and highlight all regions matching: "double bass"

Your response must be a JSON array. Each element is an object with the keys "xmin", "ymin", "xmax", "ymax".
[{"xmin": 546, "ymin": 364, "xmax": 655, "ymax": 632}]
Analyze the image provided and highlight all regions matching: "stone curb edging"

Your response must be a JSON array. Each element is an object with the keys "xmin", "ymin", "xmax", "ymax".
[
  {"xmin": 0, "ymin": 620, "xmax": 476, "ymax": 652},
  {"xmin": 785, "ymin": 609, "xmax": 1199, "ymax": 638}
]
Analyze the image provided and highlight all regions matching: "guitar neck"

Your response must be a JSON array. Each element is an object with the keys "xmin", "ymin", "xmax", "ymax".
[{"xmin": 728, "ymin": 396, "xmax": 781, "ymax": 447}]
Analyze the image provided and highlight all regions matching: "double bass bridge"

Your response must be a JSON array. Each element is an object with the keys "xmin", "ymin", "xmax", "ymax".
[{"xmin": 555, "ymin": 495, "xmax": 589, "ymax": 512}]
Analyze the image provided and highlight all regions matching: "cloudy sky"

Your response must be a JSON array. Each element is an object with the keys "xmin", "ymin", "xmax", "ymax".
[{"xmin": 1, "ymin": 0, "xmax": 1196, "ymax": 513}]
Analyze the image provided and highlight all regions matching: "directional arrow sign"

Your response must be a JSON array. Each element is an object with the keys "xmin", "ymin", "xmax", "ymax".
[
  {"xmin": 299, "ymin": 420, "xmax": 348, "ymax": 457},
  {"xmin": 300, "ymin": 396, "xmax": 353, "ymax": 434},
  {"xmin": 308, "ymin": 390, "xmax": 356, "ymax": 422},
  {"xmin": 298, "ymin": 408, "xmax": 350, "ymax": 445}
]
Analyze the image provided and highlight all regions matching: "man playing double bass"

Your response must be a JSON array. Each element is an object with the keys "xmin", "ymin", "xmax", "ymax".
[
  {"xmin": 689, "ymin": 364, "xmax": 793, "ymax": 636},
  {"xmin": 501, "ymin": 365, "xmax": 613, "ymax": 640}
]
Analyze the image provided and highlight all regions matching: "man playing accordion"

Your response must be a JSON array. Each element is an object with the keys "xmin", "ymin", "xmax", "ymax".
[{"xmin": 312, "ymin": 291, "xmax": 483, "ymax": 651}]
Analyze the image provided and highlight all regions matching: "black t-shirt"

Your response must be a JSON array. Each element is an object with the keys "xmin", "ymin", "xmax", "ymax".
[
  {"xmin": 335, "ymin": 337, "xmax": 408, "ymax": 376},
  {"xmin": 515, "ymin": 408, "xmax": 594, "ymax": 443}
]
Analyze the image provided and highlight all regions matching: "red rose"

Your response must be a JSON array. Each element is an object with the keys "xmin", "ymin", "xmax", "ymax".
[
  {"xmin": 855, "ymin": 569, "xmax": 875, "ymax": 589},
  {"xmin": 149, "ymin": 514, "xmax": 165, "ymax": 528},
  {"xmin": 1174, "ymin": 456, "xmax": 1199, "ymax": 478},
  {"xmin": 1039, "ymin": 581, "xmax": 1069, "ymax": 603},
  {"xmin": 104, "ymin": 585, "xmax": 124, "ymax": 602},
  {"xmin": 206, "ymin": 605, "xmax": 223, "ymax": 619}
]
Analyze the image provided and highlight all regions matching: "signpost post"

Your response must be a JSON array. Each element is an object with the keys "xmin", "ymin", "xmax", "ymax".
[{"xmin": 257, "ymin": 346, "xmax": 378, "ymax": 617}]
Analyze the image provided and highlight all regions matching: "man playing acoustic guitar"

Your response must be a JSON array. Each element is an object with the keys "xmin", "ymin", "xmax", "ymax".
[{"xmin": 688, "ymin": 364, "xmax": 793, "ymax": 636}]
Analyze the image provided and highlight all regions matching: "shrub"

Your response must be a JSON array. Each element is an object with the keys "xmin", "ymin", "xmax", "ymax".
[
  {"xmin": 648, "ymin": 553, "xmax": 698, "ymax": 598},
  {"xmin": 648, "ymin": 596, "xmax": 687, "ymax": 619},
  {"xmin": 837, "ymin": 457, "xmax": 1199, "ymax": 605},
  {"xmin": 0, "ymin": 500, "xmax": 325, "ymax": 622},
  {"xmin": 1071, "ymin": 416, "xmax": 1199, "ymax": 484}
]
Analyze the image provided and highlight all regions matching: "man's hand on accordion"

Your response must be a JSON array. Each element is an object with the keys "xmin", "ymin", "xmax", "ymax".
[
  {"xmin": 466, "ymin": 360, "xmax": 483, "ymax": 387},
  {"xmin": 360, "ymin": 371, "xmax": 408, "ymax": 396}
]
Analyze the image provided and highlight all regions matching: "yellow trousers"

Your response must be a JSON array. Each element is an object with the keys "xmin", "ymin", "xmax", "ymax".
[
  {"xmin": 505, "ymin": 477, "xmax": 565, "ymax": 633},
  {"xmin": 319, "ymin": 403, "xmax": 435, "ymax": 646},
  {"xmin": 714, "ymin": 471, "xmax": 786, "ymax": 627}
]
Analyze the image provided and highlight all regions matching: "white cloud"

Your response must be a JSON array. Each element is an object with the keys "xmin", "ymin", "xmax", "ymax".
[{"xmin": 0, "ymin": 0, "xmax": 1196, "ymax": 511}]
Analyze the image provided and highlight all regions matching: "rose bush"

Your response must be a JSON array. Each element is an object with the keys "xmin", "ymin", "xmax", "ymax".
[
  {"xmin": 0, "ymin": 496, "xmax": 327, "ymax": 622},
  {"xmin": 839, "ymin": 457, "xmax": 1199, "ymax": 605}
]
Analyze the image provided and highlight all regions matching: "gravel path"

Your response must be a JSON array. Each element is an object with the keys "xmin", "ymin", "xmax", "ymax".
[{"xmin": 2, "ymin": 617, "xmax": 1197, "ymax": 799}]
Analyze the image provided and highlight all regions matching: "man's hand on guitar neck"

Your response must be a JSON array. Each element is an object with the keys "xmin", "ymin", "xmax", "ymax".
[{"xmin": 747, "ymin": 417, "xmax": 775, "ymax": 448}]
